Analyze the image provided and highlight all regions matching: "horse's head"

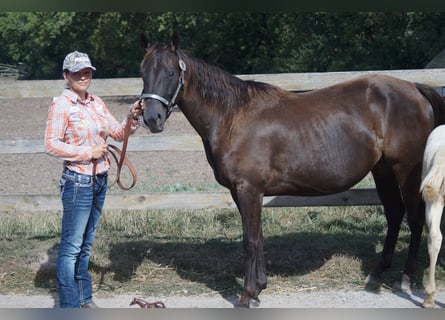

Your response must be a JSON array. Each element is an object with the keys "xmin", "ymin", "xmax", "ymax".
[{"xmin": 139, "ymin": 31, "xmax": 186, "ymax": 133}]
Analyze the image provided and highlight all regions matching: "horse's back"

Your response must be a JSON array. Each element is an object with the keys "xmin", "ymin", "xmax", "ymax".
[{"xmin": 213, "ymin": 73, "xmax": 436, "ymax": 195}]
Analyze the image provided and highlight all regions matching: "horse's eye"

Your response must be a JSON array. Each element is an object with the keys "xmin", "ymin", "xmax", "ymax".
[{"xmin": 169, "ymin": 71, "xmax": 174, "ymax": 77}]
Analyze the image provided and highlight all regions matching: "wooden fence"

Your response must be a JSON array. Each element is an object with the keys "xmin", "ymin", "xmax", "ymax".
[
  {"xmin": 1, "ymin": 68, "xmax": 445, "ymax": 213},
  {"xmin": 1, "ymin": 68, "xmax": 445, "ymax": 98}
]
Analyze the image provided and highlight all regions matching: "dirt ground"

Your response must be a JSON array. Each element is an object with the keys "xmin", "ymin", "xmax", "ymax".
[
  {"xmin": 1, "ymin": 289, "xmax": 444, "ymax": 308},
  {"xmin": 0, "ymin": 95, "xmax": 442, "ymax": 308}
]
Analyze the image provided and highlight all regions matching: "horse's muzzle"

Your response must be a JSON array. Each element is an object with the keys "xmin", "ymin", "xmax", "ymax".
[
  {"xmin": 141, "ymin": 100, "xmax": 167, "ymax": 133},
  {"xmin": 142, "ymin": 112, "xmax": 165, "ymax": 133}
]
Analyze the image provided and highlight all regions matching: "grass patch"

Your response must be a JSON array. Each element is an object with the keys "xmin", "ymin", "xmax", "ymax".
[
  {"xmin": 109, "ymin": 181, "xmax": 224, "ymax": 193},
  {"xmin": 1, "ymin": 206, "xmax": 444, "ymax": 298}
]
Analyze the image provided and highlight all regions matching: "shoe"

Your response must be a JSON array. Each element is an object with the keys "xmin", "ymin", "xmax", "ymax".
[{"xmin": 81, "ymin": 301, "xmax": 100, "ymax": 308}]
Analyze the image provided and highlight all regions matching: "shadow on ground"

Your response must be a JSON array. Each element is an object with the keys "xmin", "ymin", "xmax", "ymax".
[{"xmin": 76, "ymin": 232, "xmax": 429, "ymax": 306}]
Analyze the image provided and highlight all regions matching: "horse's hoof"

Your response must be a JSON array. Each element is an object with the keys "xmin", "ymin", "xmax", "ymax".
[
  {"xmin": 423, "ymin": 301, "xmax": 437, "ymax": 308},
  {"xmin": 236, "ymin": 296, "xmax": 260, "ymax": 308},
  {"xmin": 249, "ymin": 298, "xmax": 260, "ymax": 308},
  {"xmin": 236, "ymin": 294, "xmax": 250, "ymax": 308},
  {"xmin": 392, "ymin": 274, "xmax": 411, "ymax": 292},
  {"xmin": 235, "ymin": 301, "xmax": 249, "ymax": 308},
  {"xmin": 423, "ymin": 294, "xmax": 436, "ymax": 308},
  {"xmin": 364, "ymin": 273, "xmax": 381, "ymax": 291}
]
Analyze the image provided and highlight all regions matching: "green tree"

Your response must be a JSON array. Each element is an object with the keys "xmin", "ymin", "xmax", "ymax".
[
  {"xmin": 282, "ymin": 12, "xmax": 445, "ymax": 72},
  {"xmin": 0, "ymin": 12, "xmax": 77, "ymax": 78},
  {"xmin": 0, "ymin": 12, "xmax": 444, "ymax": 79}
]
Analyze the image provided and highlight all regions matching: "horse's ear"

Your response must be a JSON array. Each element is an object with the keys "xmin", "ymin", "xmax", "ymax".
[
  {"xmin": 140, "ymin": 33, "xmax": 150, "ymax": 52},
  {"xmin": 170, "ymin": 30, "xmax": 179, "ymax": 52}
]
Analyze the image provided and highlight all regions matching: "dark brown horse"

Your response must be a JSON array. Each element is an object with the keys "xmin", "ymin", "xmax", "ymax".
[{"xmin": 139, "ymin": 32, "xmax": 445, "ymax": 307}]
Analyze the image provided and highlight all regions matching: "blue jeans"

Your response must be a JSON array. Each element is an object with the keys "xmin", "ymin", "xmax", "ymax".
[{"xmin": 56, "ymin": 169, "xmax": 107, "ymax": 308}]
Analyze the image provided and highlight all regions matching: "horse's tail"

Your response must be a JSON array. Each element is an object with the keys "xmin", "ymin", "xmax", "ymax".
[
  {"xmin": 421, "ymin": 168, "xmax": 445, "ymax": 202},
  {"xmin": 420, "ymin": 131, "xmax": 445, "ymax": 202},
  {"xmin": 415, "ymin": 83, "xmax": 445, "ymax": 127}
]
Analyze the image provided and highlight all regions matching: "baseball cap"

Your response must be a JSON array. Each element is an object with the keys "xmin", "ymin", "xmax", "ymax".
[{"xmin": 62, "ymin": 51, "xmax": 96, "ymax": 72}]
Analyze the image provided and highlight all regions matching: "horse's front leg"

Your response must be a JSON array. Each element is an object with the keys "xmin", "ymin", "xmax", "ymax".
[{"xmin": 231, "ymin": 187, "xmax": 267, "ymax": 308}]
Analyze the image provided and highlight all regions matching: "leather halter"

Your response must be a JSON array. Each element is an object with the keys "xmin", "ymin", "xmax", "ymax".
[{"xmin": 139, "ymin": 53, "xmax": 186, "ymax": 118}]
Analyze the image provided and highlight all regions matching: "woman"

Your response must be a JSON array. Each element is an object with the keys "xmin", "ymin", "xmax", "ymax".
[{"xmin": 44, "ymin": 51, "xmax": 143, "ymax": 308}]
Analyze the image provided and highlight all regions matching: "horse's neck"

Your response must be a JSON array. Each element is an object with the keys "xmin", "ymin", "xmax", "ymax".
[
  {"xmin": 178, "ymin": 58, "xmax": 233, "ymax": 132},
  {"xmin": 178, "ymin": 99, "xmax": 225, "ymax": 140}
]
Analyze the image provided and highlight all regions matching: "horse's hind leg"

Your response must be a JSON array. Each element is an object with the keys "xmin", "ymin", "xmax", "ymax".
[
  {"xmin": 423, "ymin": 199, "xmax": 443, "ymax": 308},
  {"xmin": 396, "ymin": 165, "xmax": 425, "ymax": 291},
  {"xmin": 367, "ymin": 162, "xmax": 406, "ymax": 286}
]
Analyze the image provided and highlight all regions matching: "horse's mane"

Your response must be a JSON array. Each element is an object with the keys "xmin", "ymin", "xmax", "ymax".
[
  {"xmin": 141, "ymin": 44, "xmax": 291, "ymax": 116},
  {"xmin": 179, "ymin": 50, "xmax": 289, "ymax": 114}
]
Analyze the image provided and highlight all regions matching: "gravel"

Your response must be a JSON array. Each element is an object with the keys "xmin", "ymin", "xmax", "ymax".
[{"xmin": 0, "ymin": 289, "xmax": 443, "ymax": 308}]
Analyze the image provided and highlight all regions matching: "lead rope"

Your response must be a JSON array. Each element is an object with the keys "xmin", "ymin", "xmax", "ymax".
[
  {"xmin": 92, "ymin": 115, "xmax": 137, "ymax": 207},
  {"xmin": 92, "ymin": 159, "xmax": 99, "ymax": 208},
  {"xmin": 108, "ymin": 114, "xmax": 137, "ymax": 190}
]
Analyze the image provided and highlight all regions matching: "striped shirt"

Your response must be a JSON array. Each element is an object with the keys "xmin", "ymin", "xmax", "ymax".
[{"xmin": 45, "ymin": 89, "xmax": 141, "ymax": 175}]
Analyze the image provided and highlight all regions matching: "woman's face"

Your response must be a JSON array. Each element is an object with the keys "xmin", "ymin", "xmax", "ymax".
[{"xmin": 63, "ymin": 68, "xmax": 93, "ymax": 98}]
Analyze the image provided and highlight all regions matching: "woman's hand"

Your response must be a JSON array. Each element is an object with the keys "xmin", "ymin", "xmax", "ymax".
[
  {"xmin": 129, "ymin": 101, "xmax": 143, "ymax": 120},
  {"xmin": 92, "ymin": 144, "xmax": 108, "ymax": 159}
]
